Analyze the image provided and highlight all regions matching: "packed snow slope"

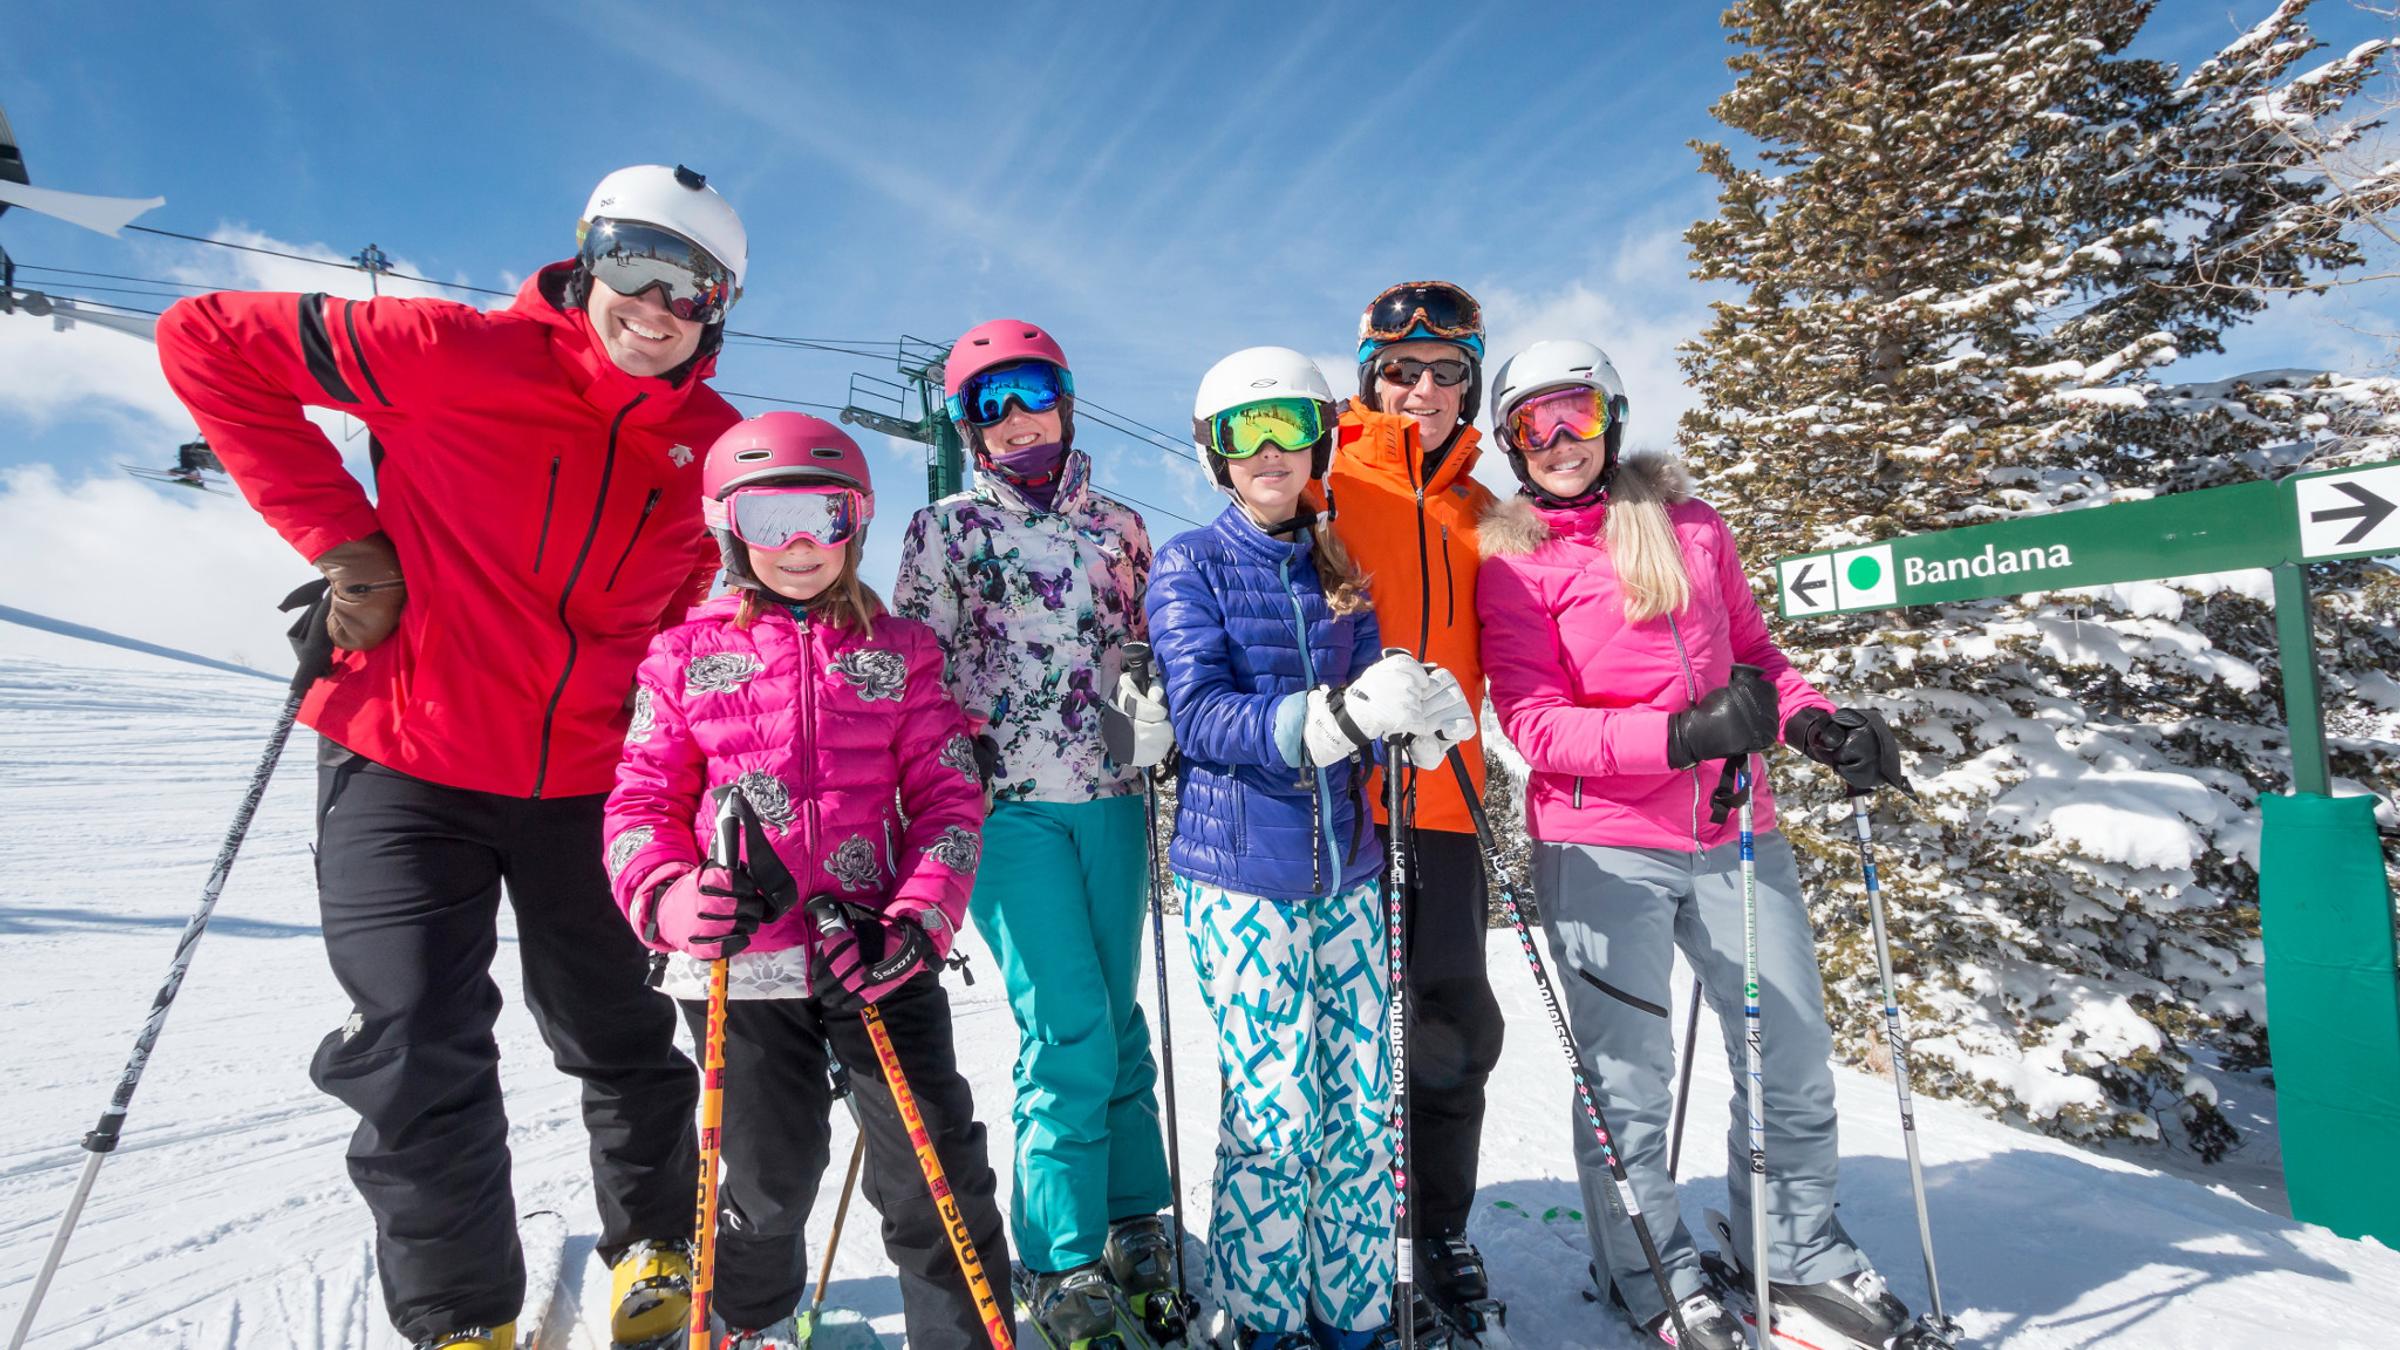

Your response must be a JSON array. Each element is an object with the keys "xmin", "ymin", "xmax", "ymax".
[{"xmin": 3, "ymin": 621, "xmax": 2395, "ymax": 1348}]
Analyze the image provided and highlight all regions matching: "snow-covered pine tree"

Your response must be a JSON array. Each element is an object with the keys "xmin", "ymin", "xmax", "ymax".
[{"xmin": 1681, "ymin": 0, "xmax": 2400, "ymax": 1160}]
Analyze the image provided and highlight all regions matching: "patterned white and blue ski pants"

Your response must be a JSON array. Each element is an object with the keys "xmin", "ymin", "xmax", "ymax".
[{"xmin": 1178, "ymin": 873, "xmax": 1394, "ymax": 1338}]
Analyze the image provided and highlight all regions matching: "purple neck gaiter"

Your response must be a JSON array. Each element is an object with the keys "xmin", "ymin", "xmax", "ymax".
[{"xmin": 990, "ymin": 441, "xmax": 1067, "ymax": 511}]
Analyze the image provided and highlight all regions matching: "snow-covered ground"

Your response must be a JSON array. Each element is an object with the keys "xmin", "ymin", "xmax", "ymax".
[{"xmin": 3, "ymin": 621, "xmax": 2396, "ymax": 1348}]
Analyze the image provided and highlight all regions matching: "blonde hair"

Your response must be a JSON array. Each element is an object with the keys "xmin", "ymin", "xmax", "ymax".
[
  {"xmin": 1603, "ymin": 459, "xmax": 1692, "ymax": 623},
  {"xmin": 735, "ymin": 535, "xmax": 886, "ymax": 633},
  {"xmin": 1313, "ymin": 515, "xmax": 1373, "ymax": 616}
]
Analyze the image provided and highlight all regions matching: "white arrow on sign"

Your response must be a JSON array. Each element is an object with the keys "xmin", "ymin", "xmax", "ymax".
[
  {"xmin": 1779, "ymin": 555, "xmax": 1836, "ymax": 616},
  {"xmin": 2295, "ymin": 463, "xmax": 2400, "ymax": 561}
]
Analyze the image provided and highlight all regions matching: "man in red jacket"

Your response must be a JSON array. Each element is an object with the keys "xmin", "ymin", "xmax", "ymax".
[{"xmin": 157, "ymin": 165, "xmax": 746, "ymax": 1350}]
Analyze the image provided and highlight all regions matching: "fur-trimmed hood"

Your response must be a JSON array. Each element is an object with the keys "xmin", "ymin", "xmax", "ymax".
[{"xmin": 1478, "ymin": 452, "xmax": 1692, "ymax": 559}]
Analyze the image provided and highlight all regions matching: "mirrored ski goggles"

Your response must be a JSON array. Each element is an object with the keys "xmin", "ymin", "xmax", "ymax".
[
  {"xmin": 1371, "ymin": 355, "xmax": 1473, "ymax": 389},
  {"xmin": 1505, "ymin": 386, "xmax": 1612, "ymax": 451},
  {"xmin": 1207, "ymin": 397, "xmax": 1327, "ymax": 459},
  {"xmin": 715, "ymin": 485, "xmax": 869, "ymax": 551},
  {"xmin": 578, "ymin": 219, "xmax": 736, "ymax": 324},
  {"xmin": 1359, "ymin": 281, "xmax": 1483, "ymax": 347},
  {"xmin": 951, "ymin": 360, "xmax": 1073, "ymax": 426}
]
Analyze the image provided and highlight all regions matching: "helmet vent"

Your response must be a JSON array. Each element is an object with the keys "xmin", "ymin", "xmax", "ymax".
[
  {"xmin": 810, "ymin": 447, "xmax": 846, "ymax": 459},
  {"xmin": 734, "ymin": 449, "xmax": 774, "ymax": 462}
]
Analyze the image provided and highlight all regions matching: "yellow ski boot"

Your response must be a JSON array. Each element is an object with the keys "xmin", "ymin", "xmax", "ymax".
[{"xmin": 609, "ymin": 1238, "xmax": 694, "ymax": 1347}]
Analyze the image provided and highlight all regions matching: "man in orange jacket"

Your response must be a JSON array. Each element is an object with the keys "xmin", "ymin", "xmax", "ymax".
[{"xmin": 1313, "ymin": 280, "xmax": 1506, "ymax": 1331}]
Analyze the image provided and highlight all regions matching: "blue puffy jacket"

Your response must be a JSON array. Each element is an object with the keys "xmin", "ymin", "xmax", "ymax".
[{"xmin": 1147, "ymin": 503, "xmax": 1384, "ymax": 899}]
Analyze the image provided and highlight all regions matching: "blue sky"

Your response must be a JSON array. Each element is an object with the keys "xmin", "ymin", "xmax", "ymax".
[{"xmin": 1, "ymin": 1, "xmax": 2391, "ymax": 666}]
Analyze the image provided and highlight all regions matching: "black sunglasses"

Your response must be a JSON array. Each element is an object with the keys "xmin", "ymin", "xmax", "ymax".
[{"xmin": 1373, "ymin": 356, "xmax": 1472, "ymax": 388}]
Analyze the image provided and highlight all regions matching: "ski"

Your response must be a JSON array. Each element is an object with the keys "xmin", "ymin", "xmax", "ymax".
[
  {"xmin": 514, "ymin": 1208, "xmax": 569, "ymax": 1350},
  {"xmin": 1698, "ymin": 1211, "xmax": 1959, "ymax": 1350},
  {"xmin": 1425, "ymin": 1294, "xmax": 1512, "ymax": 1349},
  {"xmin": 1119, "ymin": 1285, "xmax": 1198, "ymax": 1346},
  {"xmin": 794, "ymin": 1304, "xmax": 893, "ymax": 1349}
]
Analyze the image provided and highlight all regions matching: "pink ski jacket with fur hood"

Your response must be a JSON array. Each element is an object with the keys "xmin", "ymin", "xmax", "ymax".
[
  {"xmin": 603, "ymin": 595, "xmax": 984, "ymax": 958},
  {"xmin": 1477, "ymin": 454, "xmax": 1831, "ymax": 852}
]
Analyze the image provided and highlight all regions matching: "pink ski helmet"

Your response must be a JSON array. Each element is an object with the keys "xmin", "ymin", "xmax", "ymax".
[
  {"xmin": 701, "ymin": 412, "xmax": 875, "ymax": 588},
  {"xmin": 942, "ymin": 318, "xmax": 1075, "ymax": 461}
]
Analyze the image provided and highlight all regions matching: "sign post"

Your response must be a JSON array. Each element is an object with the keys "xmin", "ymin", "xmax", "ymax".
[{"xmin": 1772, "ymin": 461, "xmax": 2400, "ymax": 1244}]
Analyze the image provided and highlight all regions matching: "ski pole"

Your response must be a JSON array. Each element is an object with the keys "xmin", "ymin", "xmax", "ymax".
[
  {"xmin": 9, "ymin": 581, "xmax": 329, "ymax": 1350},
  {"xmin": 1736, "ymin": 756, "xmax": 1770, "ymax": 1350},
  {"xmin": 689, "ymin": 790, "xmax": 743, "ymax": 1350},
  {"xmin": 1444, "ymin": 748, "xmax": 1693, "ymax": 1348},
  {"xmin": 1121, "ymin": 642, "xmax": 1191, "ymax": 1305},
  {"xmin": 856, "ymin": 998, "xmax": 1014, "ymax": 1350},
  {"xmin": 806, "ymin": 1134, "xmax": 867, "ymax": 1327},
  {"xmin": 1850, "ymin": 791, "xmax": 1959, "ymax": 1344},
  {"xmin": 1381, "ymin": 713, "xmax": 1420, "ymax": 1350},
  {"xmin": 1666, "ymin": 977, "xmax": 1702, "ymax": 1180}
]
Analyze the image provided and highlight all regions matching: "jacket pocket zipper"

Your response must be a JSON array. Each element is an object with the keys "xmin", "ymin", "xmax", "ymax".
[
  {"xmin": 1574, "ymin": 775, "xmax": 1584, "ymax": 809},
  {"xmin": 604, "ymin": 488, "xmax": 663, "ymax": 591},
  {"xmin": 532, "ymin": 456, "xmax": 561, "ymax": 573},
  {"xmin": 1442, "ymin": 522, "xmax": 1456, "ymax": 627}
]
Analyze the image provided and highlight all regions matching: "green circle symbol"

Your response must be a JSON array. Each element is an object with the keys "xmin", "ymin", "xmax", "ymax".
[{"xmin": 1847, "ymin": 555, "xmax": 1883, "ymax": 590}]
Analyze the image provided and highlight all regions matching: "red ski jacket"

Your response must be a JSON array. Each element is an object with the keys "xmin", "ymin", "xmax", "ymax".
[{"xmin": 157, "ymin": 263, "xmax": 740, "ymax": 798}]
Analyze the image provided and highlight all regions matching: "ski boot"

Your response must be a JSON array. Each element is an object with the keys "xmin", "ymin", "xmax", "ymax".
[
  {"xmin": 1227, "ymin": 1329, "xmax": 1316, "ymax": 1350},
  {"xmin": 1640, "ymin": 1291, "xmax": 1745, "ymax": 1350},
  {"xmin": 1698, "ymin": 1209, "xmax": 1925, "ymax": 1349},
  {"xmin": 609, "ymin": 1236, "xmax": 694, "ymax": 1348},
  {"xmin": 1022, "ymin": 1260, "xmax": 1125, "ymax": 1348},
  {"xmin": 412, "ymin": 1325, "xmax": 513, "ymax": 1350},
  {"xmin": 1105, "ymin": 1213, "xmax": 1196, "ymax": 1343},
  {"xmin": 1417, "ymin": 1235, "xmax": 1507, "ymax": 1343},
  {"xmin": 1593, "ymin": 1264, "xmax": 1743, "ymax": 1350},
  {"xmin": 720, "ymin": 1316, "xmax": 802, "ymax": 1350}
]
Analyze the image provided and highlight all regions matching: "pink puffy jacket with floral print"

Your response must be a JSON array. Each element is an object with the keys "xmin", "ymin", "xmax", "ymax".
[{"xmin": 603, "ymin": 594, "xmax": 984, "ymax": 962}]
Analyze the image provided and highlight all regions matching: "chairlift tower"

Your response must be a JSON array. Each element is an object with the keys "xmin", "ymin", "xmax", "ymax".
[{"xmin": 839, "ymin": 334, "xmax": 966, "ymax": 500}]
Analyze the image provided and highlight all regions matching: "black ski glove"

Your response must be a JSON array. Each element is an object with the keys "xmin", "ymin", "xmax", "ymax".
[
  {"xmin": 663, "ymin": 787, "xmax": 802, "ymax": 958},
  {"xmin": 807, "ymin": 896, "xmax": 940, "ymax": 1015},
  {"xmin": 279, "ymin": 577, "xmax": 337, "ymax": 693},
  {"xmin": 1786, "ymin": 706, "xmax": 1912, "ymax": 796},
  {"xmin": 1667, "ymin": 664, "xmax": 1780, "ymax": 770}
]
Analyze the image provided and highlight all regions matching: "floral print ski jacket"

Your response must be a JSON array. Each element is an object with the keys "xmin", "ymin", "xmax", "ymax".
[
  {"xmin": 603, "ymin": 595, "xmax": 984, "ymax": 999},
  {"xmin": 892, "ymin": 448, "xmax": 1151, "ymax": 804}
]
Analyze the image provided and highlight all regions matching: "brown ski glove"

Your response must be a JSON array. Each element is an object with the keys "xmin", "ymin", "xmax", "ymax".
[{"xmin": 311, "ymin": 533, "xmax": 407, "ymax": 651}]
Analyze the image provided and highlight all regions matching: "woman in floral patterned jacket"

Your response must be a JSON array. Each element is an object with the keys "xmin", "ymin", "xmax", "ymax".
[
  {"xmin": 892, "ymin": 319, "xmax": 1180, "ymax": 1341},
  {"xmin": 606, "ymin": 413, "xmax": 1010, "ymax": 1348}
]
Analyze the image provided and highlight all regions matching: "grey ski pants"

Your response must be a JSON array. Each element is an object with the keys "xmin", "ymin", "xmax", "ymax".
[{"xmin": 1534, "ymin": 832, "xmax": 1865, "ymax": 1325}]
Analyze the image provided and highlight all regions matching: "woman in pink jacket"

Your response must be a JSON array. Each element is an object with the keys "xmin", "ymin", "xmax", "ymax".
[
  {"xmin": 1477, "ymin": 343, "xmax": 1913, "ymax": 1350},
  {"xmin": 604, "ymin": 413, "xmax": 1010, "ymax": 1349}
]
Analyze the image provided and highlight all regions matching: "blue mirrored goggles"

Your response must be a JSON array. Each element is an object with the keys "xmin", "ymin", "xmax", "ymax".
[{"xmin": 949, "ymin": 360, "xmax": 1073, "ymax": 427}]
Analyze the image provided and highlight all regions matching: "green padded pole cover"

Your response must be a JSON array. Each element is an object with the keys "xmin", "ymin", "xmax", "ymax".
[{"xmin": 2260, "ymin": 791, "xmax": 2400, "ymax": 1243}]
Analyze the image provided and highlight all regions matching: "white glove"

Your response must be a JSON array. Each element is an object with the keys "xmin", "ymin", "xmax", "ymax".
[
  {"xmin": 1403, "ymin": 665, "xmax": 1477, "ymax": 769},
  {"xmin": 1103, "ymin": 665, "xmax": 1175, "ymax": 769},
  {"xmin": 1301, "ymin": 653, "xmax": 1431, "ymax": 766}
]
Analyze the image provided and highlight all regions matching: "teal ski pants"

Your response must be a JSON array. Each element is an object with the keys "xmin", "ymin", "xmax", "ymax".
[
  {"xmin": 1180, "ymin": 873, "xmax": 1393, "ymax": 1338},
  {"xmin": 970, "ymin": 795, "xmax": 1174, "ymax": 1272}
]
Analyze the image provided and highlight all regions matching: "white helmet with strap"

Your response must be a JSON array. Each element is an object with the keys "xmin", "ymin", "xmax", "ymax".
[
  {"xmin": 1192, "ymin": 347, "xmax": 1337, "ymax": 490},
  {"xmin": 579, "ymin": 164, "xmax": 748, "ymax": 300},
  {"xmin": 1490, "ymin": 339, "xmax": 1629, "ymax": 497}
]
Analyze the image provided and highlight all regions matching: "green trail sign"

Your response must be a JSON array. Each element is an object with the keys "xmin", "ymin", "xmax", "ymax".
[
  {"xmin": 1774, "ymin": 459, "xmax": 2400, "ymax": 618},
  {"xmin": 1768, "ymin": 457, "xmax": 2400, "ymax": 1249}
]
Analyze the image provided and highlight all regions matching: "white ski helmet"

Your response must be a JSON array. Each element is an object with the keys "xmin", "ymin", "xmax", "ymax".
[
  {"xmin": 579, "ymin": 164, "xmax": 748, "ymax": 301},
  {"xmin": 1490, "ymin": 339, "xmax": 1630, "ymax": 496},
  {"xmin": 1192, "ymin": 347, "xmax": 1337, "ymax": 489}
]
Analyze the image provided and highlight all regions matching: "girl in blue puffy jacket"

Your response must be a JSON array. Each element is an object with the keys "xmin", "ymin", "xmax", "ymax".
[{"xmin": 1146, "ymin": 348, "xmax": 1458, "ymax": 1350}]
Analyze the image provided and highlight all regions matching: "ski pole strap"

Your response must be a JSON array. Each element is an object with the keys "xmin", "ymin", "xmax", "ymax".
[{"xmin": 1708, "ymin": 754, "xmax": 1749, "ymax": 824}]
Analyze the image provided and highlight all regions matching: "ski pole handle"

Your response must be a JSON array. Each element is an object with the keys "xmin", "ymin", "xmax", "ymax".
[{"xmin": 1122, "ymin": 640, "xmax": 1153, "ymax": 685}]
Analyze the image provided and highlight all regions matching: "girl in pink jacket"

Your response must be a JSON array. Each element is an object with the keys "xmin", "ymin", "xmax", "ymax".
[
  {"xmin": 603, "ymin": 413, "xmax": 1011, "ymax": 1349},
  {"xmin": 1476, "ymin": 343, "xmax": 1913, "ymax": 1350}
]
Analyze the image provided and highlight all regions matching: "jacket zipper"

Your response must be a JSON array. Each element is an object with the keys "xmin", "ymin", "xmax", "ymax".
[
  {"xmin": 795, "ymin": 613, "xmax": 825, "ymax": 993},
  {"xmin": 1282, "ymin": 553, "xmax": 1337, "ymax": 896},
  {"xmin": 532, "ymin": 456, "xmax": 561, "ymax": 573},
  {"xmin": 531, "ymin": 396, "xmax": 643, "ymax": 797},
  {"xmin": 604, "ymin": 488, "xmax": 663, "ymax": 591},
  {"xmin": 1411, "ymin": 463, "xmax": 1433, "ymax": 655},
  {"xmin": 1441, "ymin": 522, "xmax": 1456, "ymax": 627},
  {"xmin": 1667, "ymin": 612, "xmax": 1703, "ymax": 848}
]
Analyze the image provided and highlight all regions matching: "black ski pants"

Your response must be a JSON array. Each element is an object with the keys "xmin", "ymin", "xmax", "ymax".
[
  {"xmin": 678, "ymin": 975, "xmax": 1013, "ymax": 1346},
  {"xmin": 311, "ymin": 747, "xmax": 698, "ymax": 1341},
  {"xmin": 1383, "ymin": 823, "xmax": 1506, "ymax": 1243}
]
